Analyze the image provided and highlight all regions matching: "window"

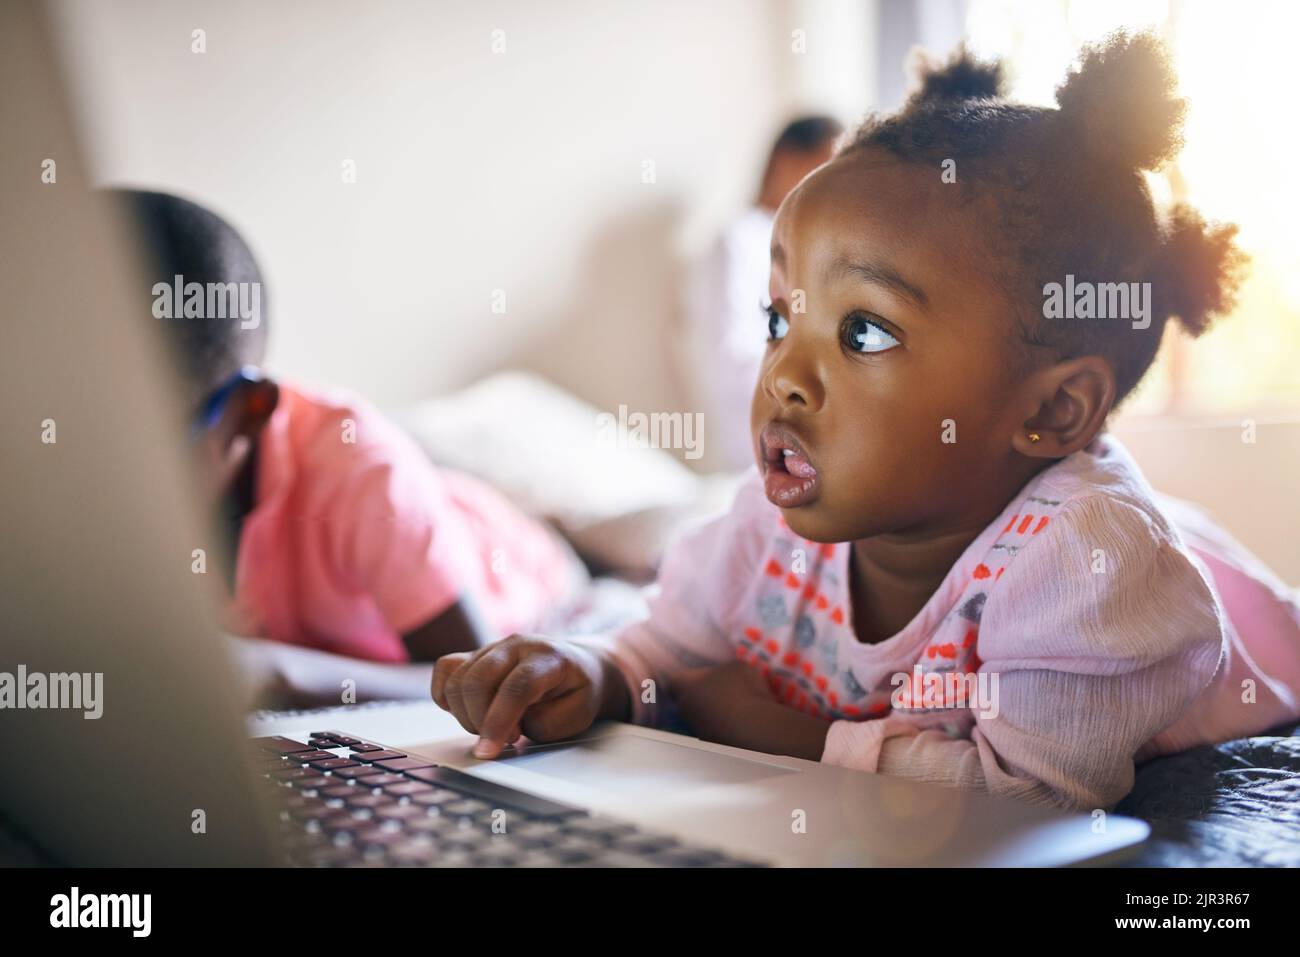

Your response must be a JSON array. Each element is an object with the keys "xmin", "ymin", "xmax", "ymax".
[{"xmin": 965, "ymin": 0, "xmax": 1300, "ymax": 418}]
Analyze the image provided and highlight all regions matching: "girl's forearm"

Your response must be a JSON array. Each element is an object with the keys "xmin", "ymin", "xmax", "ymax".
[
  {"xmin": 594, "ymin": 649, "xmax": 632, "ymax": 722},
  {"xmin": 695, "ymin": 694, "xmax": 832, "ymax": 761}
]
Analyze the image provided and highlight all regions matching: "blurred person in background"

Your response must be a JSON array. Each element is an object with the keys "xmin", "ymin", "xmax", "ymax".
[
  {"xmin": 111, "ymin": 188, "xmax": 587, "ymax": 705},
  {"xmin": 683, "ymin": 115, "xmax": 844, "ymax": 471}
]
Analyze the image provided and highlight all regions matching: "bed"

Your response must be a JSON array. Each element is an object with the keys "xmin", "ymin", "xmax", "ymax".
[{"xmin": 1115, "ymin": 719, "xmax": 1300, "ymax": 867}]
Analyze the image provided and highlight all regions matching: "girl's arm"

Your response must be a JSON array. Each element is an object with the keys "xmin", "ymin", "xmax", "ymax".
[
  {"xmin": 568, "ymin": 474, "xmax": 771, "ymax": 729},
  {"xmin": 401, "ymin": 593, "xmax": 497, "ymax": 661},
  {"xmin": 822, "ymin": 496, "xmax": 1226, "ymax": 811},
  {"xmin": 675, "ymin": 661, "xmax": 831, "ymax": 760}
]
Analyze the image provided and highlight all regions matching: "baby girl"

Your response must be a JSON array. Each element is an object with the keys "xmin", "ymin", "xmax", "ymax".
[{"xmin": 431, "ymin": 31, "xmax": 1300, "ymax": 811}]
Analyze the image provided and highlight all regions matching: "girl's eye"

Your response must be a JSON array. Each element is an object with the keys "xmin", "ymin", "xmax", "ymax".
[
  {"xmin": 765, "ymin": 306, "xmax": 789, "ymax": 341},
  {"xmin": 844, "ymin": 315, "xmax": 899, "ymax": 353}
]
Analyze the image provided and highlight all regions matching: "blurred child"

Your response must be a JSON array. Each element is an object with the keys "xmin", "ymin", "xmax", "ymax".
[
  {"xmin": 683, "ymin": 115, "xmax": 843, "ymax": 469},
  {"xmin": 116, "ymin": 188, "xmax": 585, "ymax": 678}
]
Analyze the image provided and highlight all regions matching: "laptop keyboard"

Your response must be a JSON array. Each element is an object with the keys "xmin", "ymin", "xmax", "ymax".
[{"xmin": 251, "ymin": 732, "xmax": 768, "ymax": 868}]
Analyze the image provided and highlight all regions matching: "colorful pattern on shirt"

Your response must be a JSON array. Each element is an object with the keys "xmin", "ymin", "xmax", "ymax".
[{"xmin": 736, "ymin": 495, "xmax": 1064, "ymax": 734}]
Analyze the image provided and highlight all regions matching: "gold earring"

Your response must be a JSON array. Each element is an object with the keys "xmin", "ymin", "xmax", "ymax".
[{"xmin": 1027, "ymin": 432, "xmax": 1041, "ymax": 444}]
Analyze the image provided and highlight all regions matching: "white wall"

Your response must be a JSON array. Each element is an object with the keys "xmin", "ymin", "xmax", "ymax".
[
  {"xmin": 1111, "ymin": 418, "xmax": 1300, "ymax": 585},
  {"xmin": 47, "ymin": 0, "xmax": 874, "ymax": 418},
  {"xmin": 36, "ymin": 1, "xmax": 1300, "ymax": 582}
]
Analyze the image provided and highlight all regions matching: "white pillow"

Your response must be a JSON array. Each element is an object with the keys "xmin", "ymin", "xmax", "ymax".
[{"xmin": 394, "ymin": 371, "xmax": 743, "ymax": 576}]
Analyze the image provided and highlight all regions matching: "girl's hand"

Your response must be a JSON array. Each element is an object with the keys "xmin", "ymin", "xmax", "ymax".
[{"xmin": 431, "ymin": 634, "xmax": 628, "ymax": 759}]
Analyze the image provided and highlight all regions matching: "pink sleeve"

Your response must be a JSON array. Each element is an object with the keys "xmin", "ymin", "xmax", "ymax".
[
  {"xmin": 822, "ymin": 495, "xmax": 1226, "ymax": 811},
  {"xmin": 326, "ymin": 450, "xmax": 470, "ymax": 635},
  {"xmin": 576, "ymin": 474, "xmax": 769, "ymax": 728}
]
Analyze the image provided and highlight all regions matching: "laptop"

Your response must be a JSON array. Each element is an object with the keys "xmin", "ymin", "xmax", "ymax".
[
  {"xmin": 244, "ymin": 708, "xmax": 1151, "ymax": 866},
  {"xmin": 0, "ymin": 0, "xmax": 1150, "ymax": 867}
]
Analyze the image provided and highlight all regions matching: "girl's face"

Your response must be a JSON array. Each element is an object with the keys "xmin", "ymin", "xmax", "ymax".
[{"xmin": 751, "ymin": 149, "xmax": 1040, "ymax": 544}]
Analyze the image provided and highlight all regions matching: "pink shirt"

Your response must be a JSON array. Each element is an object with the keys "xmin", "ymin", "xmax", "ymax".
[
  {"xmin": 588, "ymin": 433, "xmax": 1300, "ymax": 811},
  {"xmin": 225, "ymin": 381, "xmax": 583, "ymax": 663}
]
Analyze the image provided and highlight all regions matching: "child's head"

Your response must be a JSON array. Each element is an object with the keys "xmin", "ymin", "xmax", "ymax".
[
  {"xmin": 758, "ymin": 115, "xmax": 845, "ymax": 212},
  {"xmin": 752, "ymin": 31, "xmax": 1246, "ymax": 544},
  {"xmin": 112, "ymin": 188, "xmax": 279, "ymax": 504}
]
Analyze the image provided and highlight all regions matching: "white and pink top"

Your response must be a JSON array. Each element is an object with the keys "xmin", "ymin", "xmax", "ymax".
[{"xmin": 588, "ymin": 433, "xmax": 1300, "ymax": 810}]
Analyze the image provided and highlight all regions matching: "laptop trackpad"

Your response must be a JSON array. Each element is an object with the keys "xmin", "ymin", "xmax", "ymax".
[{"xmin": 500, "ymin": 734, "xmax": 799, "ymax": 795}]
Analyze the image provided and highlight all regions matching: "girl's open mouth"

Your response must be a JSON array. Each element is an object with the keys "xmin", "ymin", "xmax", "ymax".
[{"xmin": 758, "ymin": 423, "xmax": 821, "ymax": 508}]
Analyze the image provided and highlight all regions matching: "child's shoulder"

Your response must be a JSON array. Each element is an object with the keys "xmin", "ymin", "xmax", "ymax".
[
  {"xmin": 1019, "ymin": 431, "xmax": 1183, "ymax": 548},
  {"xmin": 657, "ymin": 468, "xmax": 783, "ymax": 579},
  {"xmin": 268, "ymin": 380, "xmax": 436, "ymax": 489},
  {"xmin": 985, "ymin": 432, "xmax": 1225, "ymax": 655}
]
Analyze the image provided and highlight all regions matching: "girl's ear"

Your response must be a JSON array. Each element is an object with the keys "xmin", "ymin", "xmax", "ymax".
[{"xmin": 1014, "ymin": 356, "xmax": 1115, "ymax": 459}]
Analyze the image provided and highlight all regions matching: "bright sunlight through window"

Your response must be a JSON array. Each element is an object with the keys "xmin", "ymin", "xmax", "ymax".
[{"xmin": 965, "ymin": 0, "xmax": 1300, "ymax": 419}]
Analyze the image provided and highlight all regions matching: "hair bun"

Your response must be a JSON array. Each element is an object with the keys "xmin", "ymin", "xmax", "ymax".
[
  {"xmin": 909, "ymin": 46, "xmax": 1005, "ymax": 106},
  {"xmin": 1055, "ymin": 30, "xmax": 1186, "ymax": 171},
  {"xmin": 1154, "ymin": 203, "xmax": 1248, "ymax": 337}
]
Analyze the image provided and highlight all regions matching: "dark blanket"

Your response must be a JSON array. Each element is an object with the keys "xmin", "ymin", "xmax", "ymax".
[{"xmin": 1115, "ymin": 720, "xmax": 1300, "ymax": 867}]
